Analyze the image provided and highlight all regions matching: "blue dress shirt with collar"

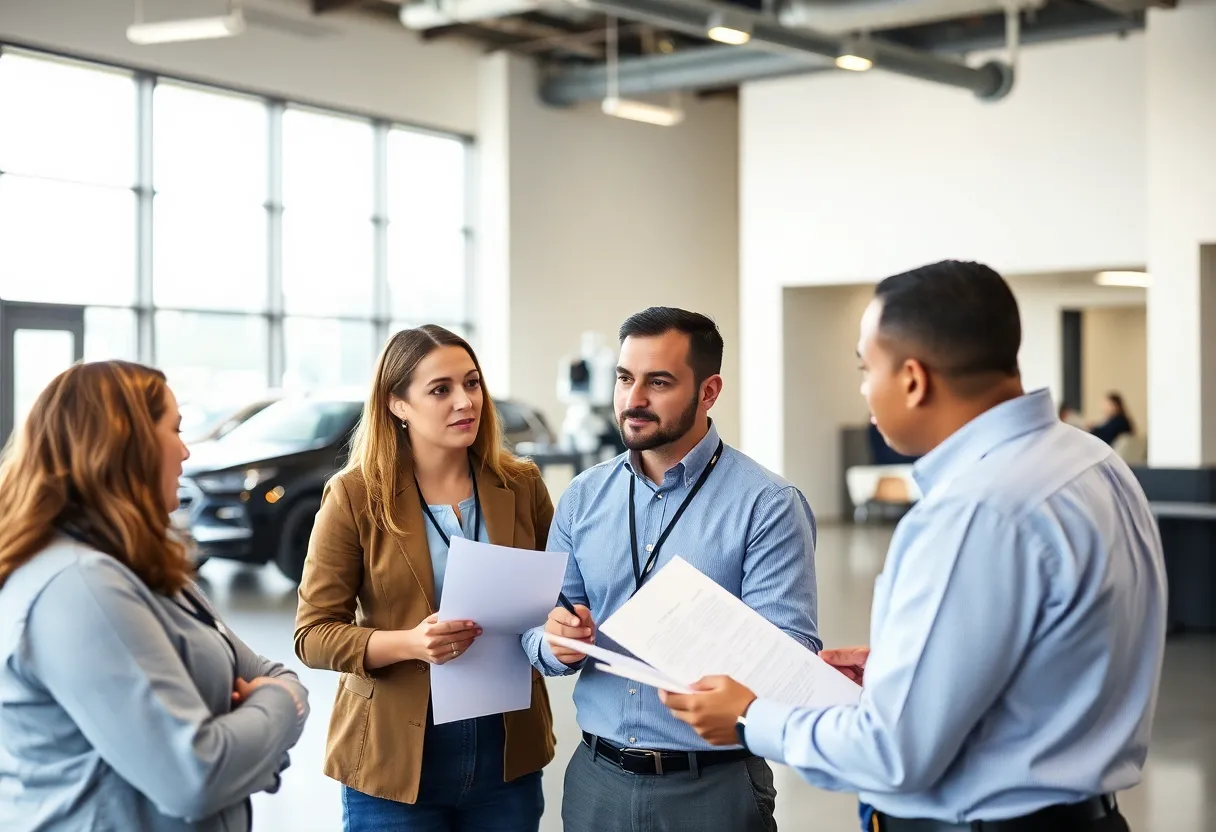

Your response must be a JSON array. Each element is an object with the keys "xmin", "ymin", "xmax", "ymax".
[
  {"xmin": 522, "ymin": 421, "xmax": 820, "ymax": 752},
  {"xmin": 744, "ymin": 389, "xmax": 1168, "ymax": 823}
]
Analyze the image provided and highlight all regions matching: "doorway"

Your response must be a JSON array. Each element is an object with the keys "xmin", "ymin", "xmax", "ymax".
[{"xmin": 0, "ymin": 300, "xmax": 85, "ymax": 444}]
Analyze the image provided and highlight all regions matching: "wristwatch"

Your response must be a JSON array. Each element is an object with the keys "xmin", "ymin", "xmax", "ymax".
[{"xmin": 735, "ymin": 713, "xmax": 749, "ymax": 749}]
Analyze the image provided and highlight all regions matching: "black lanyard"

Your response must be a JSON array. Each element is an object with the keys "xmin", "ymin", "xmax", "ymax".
[
  {"xmin": 173, "ymin": 588, "xmax": 239, "ymax": 675},
  {"xmin": 629, "ymin": 440, "xmax": 724, "ymax": 594},
  {"xmin": 416, "ymin": 460, "xmax": 482, "ymax": 548}
]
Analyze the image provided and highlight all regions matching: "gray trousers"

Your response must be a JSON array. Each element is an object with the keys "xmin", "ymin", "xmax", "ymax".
[{"xmin": 561, "ymin": 740, "xmax": 778, "ymax": 832}]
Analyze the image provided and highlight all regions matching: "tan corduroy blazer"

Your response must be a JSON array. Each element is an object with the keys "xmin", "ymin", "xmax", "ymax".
[{"xmin": 293, "ymin": 461, "xmax": 557, "ymax": 804}]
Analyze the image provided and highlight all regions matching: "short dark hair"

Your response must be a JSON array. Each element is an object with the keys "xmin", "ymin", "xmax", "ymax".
[
  {"xmin": 619, "ymin": 307, "xmax": 724, "ymax": 383},
  {"xmin": 874, "ymin": 260, "xmax": 1021, "ymax": 383}
]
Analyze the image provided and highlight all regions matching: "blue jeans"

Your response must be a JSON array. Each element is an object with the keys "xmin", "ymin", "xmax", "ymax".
[{"xmin": 342, "ymin": 709, "xmax": 544, "ymax": 832}]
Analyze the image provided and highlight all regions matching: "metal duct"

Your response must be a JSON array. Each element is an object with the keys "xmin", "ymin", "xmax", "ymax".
[
  {"xmin": 777, "ymin": 0, "xmax": 1047, "ymax": 36},
  {"xmin": 562, "ymin": 0, "xmax": 1013, "ymax": 99},
  {"xmin": 541, "ymin": 44, "xmax": 829, "ymax": 103}
]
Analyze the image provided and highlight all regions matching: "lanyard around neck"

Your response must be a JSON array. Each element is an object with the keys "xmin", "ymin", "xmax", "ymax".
[
  {"xmin": 628, "ymin": 440, "xmax": 724, "ymax": 595},
  {"xmin": 172, "ymin": 588, "xmax": 239, "ymax": 674},
  {"xmin": 415, "ymin": 458, "xmax": 482, "ymax": 548}
]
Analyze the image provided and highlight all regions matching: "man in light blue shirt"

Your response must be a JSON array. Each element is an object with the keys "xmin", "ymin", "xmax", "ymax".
[
  {"xmin": 663, "ymin": 262, "xmax": 1164, "ymax": 832},
  {"xmin": 521, "ymin": 307, "xmax": 819, "ymax": 832}
]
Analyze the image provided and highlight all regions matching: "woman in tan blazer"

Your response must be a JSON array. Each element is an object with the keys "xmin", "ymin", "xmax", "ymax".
[{"xmin": 294, "ymin": 325, "xmax": 556, "ymax": 832}]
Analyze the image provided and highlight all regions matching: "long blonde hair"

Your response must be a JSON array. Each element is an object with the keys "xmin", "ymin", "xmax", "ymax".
[
  {"xmin": 0, "ymin": 361, "xmax": 191, "ymax": 593},
  {"xmin": 342, "ymin": 325, "xmax": 533, "ymax": 536}
]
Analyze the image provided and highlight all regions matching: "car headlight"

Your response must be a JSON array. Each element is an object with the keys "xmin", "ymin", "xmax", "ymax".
[{"xmin": 196, "ymin": 467, "xmax": 279, "ymax": 493}]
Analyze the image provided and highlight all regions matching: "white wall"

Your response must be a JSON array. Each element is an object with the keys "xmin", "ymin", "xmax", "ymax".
[
  {"xmin": 741, "ymin": 34, "xmax": 1146, "ymax": 286},
  {"xmin": 479, "ymin": 54, "xmax": 742, "ymax": 446},
  {"xmin": 1145, "ymin": 0, "xmax": 1216, "ymax": 466},
  {"xmin": 783, "ymin": 285, "xmax": 873, "ymax": 518},
  {"xmin": 0, "ymin": 0, "xmax": 482, "ymax": 133},
  {"xmin": 1083, "ymin": 306, "xmax": 1149, "ymax": 435},
  {"xmin": 783, "ymin": 275, "xmax": 1146, "ymax": 519},
  {"xmin": 739, "ymin": 33, "xmax": 1148, "ymax": 473}
]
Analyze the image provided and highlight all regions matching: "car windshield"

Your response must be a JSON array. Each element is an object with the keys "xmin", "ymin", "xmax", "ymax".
[
  {"xmin": 179, "ymin": 402, "xmax": 233, "ymax": 437},
  {"xmin": 218, "ymin": 399, "xmax": 362, "ymax": 447},
  {"xmin": 496, "ymin": 401, "xmax": 529, "ymax": 434}
]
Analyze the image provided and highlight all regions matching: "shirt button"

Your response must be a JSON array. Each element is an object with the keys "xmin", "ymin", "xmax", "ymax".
[
  {"xmin": 656, "ymin": 494, "xmax": 663, "ymax": 500},
  {"xmin": 645, "ymin": 544, "xmax": 654, "ymax": 552},
  {"xmin": 629, "ymin": 689, "xmax": 637, "ymax": 695},
  {"xmin": 629, "ymin": 737, "xmax": 637, "ymax": 744}
]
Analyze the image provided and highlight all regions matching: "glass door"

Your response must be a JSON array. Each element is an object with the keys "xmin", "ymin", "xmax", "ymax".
[{"xmin": 0, "ymin": 300, "xmax": 85, "ymax": 444}]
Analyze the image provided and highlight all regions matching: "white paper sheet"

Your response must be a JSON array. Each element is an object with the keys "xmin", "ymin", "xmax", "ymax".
[
  {"xmin": 430, "ymin": 538, "xmax": 569, "ymax": 724},
  {"xmin": 595, "ymin": 662, "xmax": 698, "ymax": 695},
  {"xmin": 599, "ymin": 557, "xmax": 861, "ymax": 709},
  {"xmin": 543, "ymin": 633, "xmax": 696, "ymax": 694}
]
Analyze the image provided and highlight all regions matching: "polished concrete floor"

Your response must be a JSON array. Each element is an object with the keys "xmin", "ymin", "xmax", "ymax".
[{"xmin": 200, "ymin": 522, "xmax": 1216, "ymax": 832}]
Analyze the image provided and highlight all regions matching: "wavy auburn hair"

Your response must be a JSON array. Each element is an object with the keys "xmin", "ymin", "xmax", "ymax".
[
  {"xmin": 341, "ymin": 325, "xmax": 534, "ymax": 536},
  {"xmin": 0, "ymin": 361, "xmax": 191, "ymax": 594}
]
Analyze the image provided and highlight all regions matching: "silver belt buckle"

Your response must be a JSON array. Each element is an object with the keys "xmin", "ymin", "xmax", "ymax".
[{"xmin": 649, "ymin": 749, "xmax": 664, "ymax": 775}]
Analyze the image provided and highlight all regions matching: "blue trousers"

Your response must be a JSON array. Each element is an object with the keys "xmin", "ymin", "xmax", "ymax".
[{"xmin": 342, "ymin": 710, "xmax": 543, "ymax": 832}]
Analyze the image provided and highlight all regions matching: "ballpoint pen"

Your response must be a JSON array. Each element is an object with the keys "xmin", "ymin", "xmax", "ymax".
[{"xmin": 557, "ymin": 593, "xmax": 579, "ymax": 617}]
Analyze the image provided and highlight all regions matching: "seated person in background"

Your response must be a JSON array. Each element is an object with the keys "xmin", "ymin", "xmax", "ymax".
[
  {"xmin": 0, "ymin": 360, "xmax": 309, "ymax": 832},
  {"xmin": 1090, "ymin": 392, "xmax": 1134, "ymax": 446}
]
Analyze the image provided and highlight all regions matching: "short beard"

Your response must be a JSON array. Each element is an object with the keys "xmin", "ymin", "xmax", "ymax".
[{"xmin": 618, "ymin": 394, "xmax": 700, "ymax": 452}]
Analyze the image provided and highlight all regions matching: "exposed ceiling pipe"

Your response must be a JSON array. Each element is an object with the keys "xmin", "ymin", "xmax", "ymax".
[
  {"xmin": 563, "ymin": 0, "xmax": 1014, "ymax": 99},
  {"xmin": 777, "ymin": 0, "xmax": 1047, "ymax": 36},
  {"xmin": 541, "ymin": 43, "xmax": 829, "ymax": 104},
  {"xmin": 540, "ymin": 5, "xmax": 1141, "ymax": 105}
]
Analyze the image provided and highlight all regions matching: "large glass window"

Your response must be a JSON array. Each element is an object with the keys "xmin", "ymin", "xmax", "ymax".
[
  {"xmin": 0, "ymin": 176, "xmax": 136, "ymax": 305},
  {"xmin": 0, "ymin": 50, "xmax": 137, "ymax": 307},
  {"xmin": 387, "ymin": 129, "xmax": 469, "ymax": 323},
  {"xmin": 84, "ymin": 308, "xmax": 139, "ymax": 362},
  {"xmin": 0, "ymin": 52, "xmax": 135, "ymax": 187},
  {"xmin": 152, "ymin": 82, "xmax": 269, "ymax": 311},
  {"xmin": 282, "ymin": 108, "xmax": 375, "ymax": 317},
  {"xmin": 0, "ymin": 46, "xmax": 473, "ymax": 443},
  {"xmin": 155, "ymin": 312, "xmax": 269, "ymax": 404},
  {"xmin": 283, "ymin": 318, "xmax": 376, "ymax": 391}
]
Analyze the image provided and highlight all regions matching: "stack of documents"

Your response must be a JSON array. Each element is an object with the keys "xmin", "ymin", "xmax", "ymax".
[
  {"xmin": 547, "ymin": 556, "xmax": 861, "ymax": 709},
  {"xmin": 431, "ymin": 538, "xmax": 569, "ymax": 724}
]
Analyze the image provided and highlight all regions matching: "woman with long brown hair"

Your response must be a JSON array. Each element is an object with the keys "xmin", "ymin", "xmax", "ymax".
[
  {"xmin": 0, "ymin": 360, "xmax": 309, "ymax": 832},
  {"xmin": 294, "ymin": 325, "xmax": 556, "ymax": 831}
]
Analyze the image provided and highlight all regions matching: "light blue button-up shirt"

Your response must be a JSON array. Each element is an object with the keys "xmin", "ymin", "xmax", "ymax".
[
  {"xmin": 422, "ymin": 496, "xmax": 489, "ymax": 604},
  {"xmin": 745, "ymin": 389, "xmax": 1168, "ymax": 822},
  {"xmin": 522, "ymin": 422, "xmax": 820, "ymax": 751}
]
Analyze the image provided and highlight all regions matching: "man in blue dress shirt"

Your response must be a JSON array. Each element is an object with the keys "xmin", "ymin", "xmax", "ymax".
[
  {"xmin": 662, "ymin": 262, "xmax": 1165, "ymax": 832},
  {"xmin": 522, "ymin": 307, "xmax": 820, "ymax": 832}
]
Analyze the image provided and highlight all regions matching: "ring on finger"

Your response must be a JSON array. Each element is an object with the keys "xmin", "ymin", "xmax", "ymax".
[{"xmin": 451, "ymin": 643, "xmax": 458, "ymax": 657}]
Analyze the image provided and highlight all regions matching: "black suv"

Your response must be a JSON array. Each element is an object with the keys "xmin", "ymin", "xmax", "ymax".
[
  {"xmin": 175, "ymin": 393, "xmax": 363, "ymax": 582},
  {"xmin": 176, "ymin": 392, "xmax": 555, "ymax": 582}
]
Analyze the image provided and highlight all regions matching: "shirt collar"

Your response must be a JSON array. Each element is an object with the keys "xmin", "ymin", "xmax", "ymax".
[
  {"xmin": 912, "ymin": 388, "xmax": 1056, "ymax": 497},
  {"xmin": 624, "ymin": 420, "xmax": 722, "ymax": 488}
]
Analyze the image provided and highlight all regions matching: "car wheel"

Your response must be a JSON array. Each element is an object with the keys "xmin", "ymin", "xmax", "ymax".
[{"xmin": 275, "ymin": 497, "xmax": 321, "ymax": 584}]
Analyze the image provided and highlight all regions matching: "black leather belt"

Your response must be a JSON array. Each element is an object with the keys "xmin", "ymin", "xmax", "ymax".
[
  {"xmin": 874, "ymin": 795, "xmax": 1119, "ymax": 832},
  {"xmin": 583, "ymin": 732, "xmax": 753, "ymax": 775}
]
